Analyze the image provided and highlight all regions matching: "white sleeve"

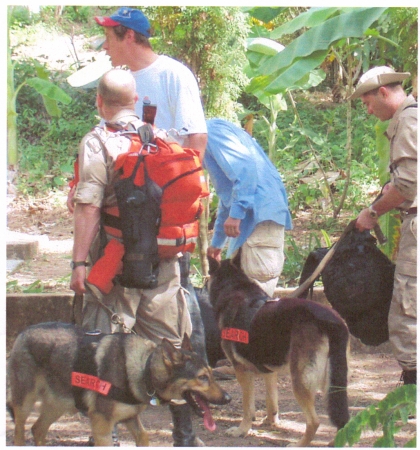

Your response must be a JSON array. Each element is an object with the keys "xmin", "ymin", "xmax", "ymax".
[{"xmin": 169, "ymin": 62, "xmax": 207, "ymax": 135}]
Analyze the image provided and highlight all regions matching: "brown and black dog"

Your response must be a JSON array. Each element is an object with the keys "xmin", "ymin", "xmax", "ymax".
[
  {"xmin": 208, "ymin": 253, "xmax": 350, "ymax": 447},
  {"xmin": 7, "ymin": 322, "xmax": 231, "ymax": 446}
]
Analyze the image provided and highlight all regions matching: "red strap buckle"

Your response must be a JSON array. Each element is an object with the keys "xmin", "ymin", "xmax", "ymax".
[{"xmin": 221, "ymin": 328, "xmax": 249, "ymax": 344}]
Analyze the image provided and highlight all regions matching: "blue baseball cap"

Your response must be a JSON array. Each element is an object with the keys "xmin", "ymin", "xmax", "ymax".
[{"xmin": 95, "ymin": 7, "xmax": 151, "ymax": 38}]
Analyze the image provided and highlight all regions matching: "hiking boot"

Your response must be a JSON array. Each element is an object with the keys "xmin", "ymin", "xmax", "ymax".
[
  {"xmin": 169, "ymin": 403, "xmax": 204, "ymax": 447},
  {"xmin": 401, "ymin": 369, "xmax": 417, "ymax": 385}
]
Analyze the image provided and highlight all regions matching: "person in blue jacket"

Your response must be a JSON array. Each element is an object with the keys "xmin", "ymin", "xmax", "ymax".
[{"xmin": 204, "ymin": 118, "xmax": 292, "ymax": 296}]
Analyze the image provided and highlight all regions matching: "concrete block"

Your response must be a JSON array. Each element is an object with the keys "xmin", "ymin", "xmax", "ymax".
[
  {"xmin": 6, "ymin": 231, "xmax": 40, "ymax": 260},
  {"xmin": 6, "ymin": 293, "xmax": 74, "ymax": 353}
]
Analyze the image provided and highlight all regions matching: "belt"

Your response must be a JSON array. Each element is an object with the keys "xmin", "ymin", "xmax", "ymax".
[{"xmin": 406, "ymin": 207, "xmax": 417, "ymax": 215}]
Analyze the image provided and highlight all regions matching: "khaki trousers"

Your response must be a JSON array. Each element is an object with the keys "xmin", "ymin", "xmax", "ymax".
[
  {"xmin": 234, "ymin": 221, "xmax": 285, "ymax": 297},
  {"xmin": 388, "ymin": 215, "xmax": 417, "ymax": 371},
  {"xmin": 81, "ymin": 256, "xmax": 192, "ymax": 348}
]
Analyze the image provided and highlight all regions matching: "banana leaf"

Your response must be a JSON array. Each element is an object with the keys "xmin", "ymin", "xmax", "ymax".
[{"xmin": 256, "ymin": 7, "xmax": 387, "ymax": 94}]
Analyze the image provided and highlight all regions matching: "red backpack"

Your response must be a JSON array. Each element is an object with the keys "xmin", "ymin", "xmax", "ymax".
[{"xmin": 72, "ymin": 121, "xmax": 209, "ymax": 291}]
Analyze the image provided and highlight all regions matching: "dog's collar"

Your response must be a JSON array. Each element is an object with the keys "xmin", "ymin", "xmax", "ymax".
[{"xmin": 144, "ymin": 353, "xmax": 168, "ymax": 406}]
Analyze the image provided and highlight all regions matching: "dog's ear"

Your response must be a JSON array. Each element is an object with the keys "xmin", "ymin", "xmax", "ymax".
[
  {"xmin": 161, "ymin": 338, "xmax": 184, "ymax": 366},
  {"xmin": 208, "ymin": 255, "xmax": 220, "ymax": 274},
  {"xmin": 180, "ymin": 333, "xmax": 193, "ymax": 352}
]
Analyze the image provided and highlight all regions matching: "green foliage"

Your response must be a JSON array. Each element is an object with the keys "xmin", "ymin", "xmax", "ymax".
[
  {"xmin": 8, "ymin": 6, "xmax": 74, "ymax": 167},
  {"xmin": 14, "ymin": 58, "xmax": 97, "ymax": 192},
  {"xmin": 252, "ymin": 7, "xmax": 387, "ymax": 94},
  {"xmin": 9, "ymin": 6, "xmax": 39, "ymax": 28},
  {"xmin": 61, "ymin": 6, "xmax": 91, "ymax": 23},
  {"xmin": 242, "ymin": 7, "xmax": 287, "ymax": 24},
  {"xmin": 370, "ymin": 8, "xmax": 418, "ymax": 78},
  {"xmin": 250, "ymin": 96, "xmax": 379, "ymax": 217},
  {"xmin": 335, "ymin": 385, "xmax": 416, "ymax": 447},
  {"xmin": 281, "ymin": 232, "xmax": 323, "ymax": 286},
  {"xmin": 144, "ymin": 6, "xmax": 250, "ymax": 120},
  {"xmin": 7, "ymin": 279, "xmax": 44, "ymax": 293},
  {"xmin": 38, "ymin": 6, "xmax": 94, "ymax": 33}
]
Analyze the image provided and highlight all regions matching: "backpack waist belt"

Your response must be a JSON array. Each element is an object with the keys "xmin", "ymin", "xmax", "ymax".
[{"xmin": 101, "ymin": 211, "xmax": 197, "ymax": 251}]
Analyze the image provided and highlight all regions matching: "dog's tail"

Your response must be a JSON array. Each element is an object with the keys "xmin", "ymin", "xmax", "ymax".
[
  {"xmin": 325, "ymin": 320, "xmax": 350, "ymax": 429},
  {"xmin": 6, "ymin": 370, "xmax": 15, "ymax": 422},
  {"xmin": 6, "ymin": 402, "xmax": 15, "ymax": 422}
]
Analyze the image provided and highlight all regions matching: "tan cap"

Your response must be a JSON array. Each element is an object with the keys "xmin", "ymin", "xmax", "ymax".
[{"xmin": 349, "ymin": 66, "xmax": 410, "ymax": 100}]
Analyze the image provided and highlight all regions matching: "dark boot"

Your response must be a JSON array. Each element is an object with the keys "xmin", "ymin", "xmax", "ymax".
[
  {"xmin": 178, "ymin": 253, "xmax": 208, "ymax": 364},
  {"xmin": 402, "ymin": 369, "xmax": 417, "ymax": 385},
  {"xmin": 169, "ymin": 403, "xmax": 203, "ymax": 447}
]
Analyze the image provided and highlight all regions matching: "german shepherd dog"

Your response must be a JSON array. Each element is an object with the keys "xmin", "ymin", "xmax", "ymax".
[
  {"xmin": 208, "ymin": 254, "xmax": 350, "ymax": 447},
  {"xmin": 7, "ymin": 322, "xmax": 231, "ymax": 446}
]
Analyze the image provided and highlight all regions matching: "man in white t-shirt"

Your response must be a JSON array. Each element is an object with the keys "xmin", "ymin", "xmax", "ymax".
[
  {"xmin": 94, "ymin": 7, "xmax": 207, "ymax": 155},
  {"xmin": 91, "ymin": 8, "xmax": 208, "ymax": 447}
]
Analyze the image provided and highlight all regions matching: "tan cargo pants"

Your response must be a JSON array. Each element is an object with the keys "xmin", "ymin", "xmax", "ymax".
[
  {"xmin": 81, "ymin": 256, "xmax": 192, "ymax": 348},
  {"xmin": 233, "ymin": 220, "xmax": 285, "ymax": 297},
  {"xmin": 388, "ymin": 214, "xmax": 417, "ymax": 371}
]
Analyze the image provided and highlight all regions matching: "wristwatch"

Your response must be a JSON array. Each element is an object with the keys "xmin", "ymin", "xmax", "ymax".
[
  {"xmin": 70, "ymin": 261, "xmax": 89, "ymax": 270},
  {"xmin": 368, "ymin": 205, "xmax": 378, "ymax": 219}
]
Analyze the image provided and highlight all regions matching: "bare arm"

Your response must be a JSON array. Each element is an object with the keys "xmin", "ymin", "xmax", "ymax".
[
  {"xmin": 70, "ymin": 203, "xmax": 101, "ymax": 294},
  {"xmin": 184, "ymin": 133, "xmax": 208, "ymax": 161},
  {"xmin": 67, "ymin": 186, "xmax": 76, "ymax": 213}
]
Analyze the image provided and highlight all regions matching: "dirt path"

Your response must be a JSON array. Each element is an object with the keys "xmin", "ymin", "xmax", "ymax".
[{"xmin": 5, "ymin": 352, "xmax": 415, "ymax": 447}]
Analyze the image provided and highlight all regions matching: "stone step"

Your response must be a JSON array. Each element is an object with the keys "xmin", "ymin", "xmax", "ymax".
[{"xmin": 6, "ymin": 230, "xmax": 40, "ymax": 260}]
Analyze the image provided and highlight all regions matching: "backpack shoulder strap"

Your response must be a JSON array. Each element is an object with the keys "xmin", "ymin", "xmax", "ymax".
[
  {"xmin": 137, "ymin": 123, "xmax": 155, "ymax": 146},
  {"xmin": 91, "ymin": 128, "xmax": 111, "ymax": 165}
]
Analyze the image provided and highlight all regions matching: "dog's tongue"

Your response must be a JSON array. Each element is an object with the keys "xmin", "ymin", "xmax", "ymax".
[{"xmin": 195, "ymin": 395, "xmax": 216, "ymax": 431}]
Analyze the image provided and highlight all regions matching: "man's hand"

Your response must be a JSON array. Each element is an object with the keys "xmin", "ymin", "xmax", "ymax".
[
  {"xmin": 207, "ymin": 246, "xmax": 222, "ymax": 262},
  {"xmin": 355, "ymin": 207, "xmax": 378, "ymax": 232},
  {"xmin": 356, "ymin": 182, "xmax": 407, "ymax": 232},
  {"xmin": 70, "ymin": 266, "xmax": 87, "ymax": 295},
  {"xmin": 224, "ymin": 217, "xmax": 241, "ymax": 238}
]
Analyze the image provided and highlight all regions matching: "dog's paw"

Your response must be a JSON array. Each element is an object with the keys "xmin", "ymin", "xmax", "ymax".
[
  {"xmin": 226, "ymin": 426, "xmax": 250, "ymax": 437},
  {"xmin": 263, "ymin": 414, "xmax": 281, "ymax": 429},
  {"xmin": 194, "ymin": 437, "xmax": 206, "ymax": 447},
  {"xmin": 287, "ymin": 437, "xmax": 312, "ymax": 447}
]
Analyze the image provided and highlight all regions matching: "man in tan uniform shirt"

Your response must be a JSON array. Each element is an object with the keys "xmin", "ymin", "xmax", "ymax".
[{"xmin": 351, "ymin": 66, "xmax": 417, "ymax": 385}]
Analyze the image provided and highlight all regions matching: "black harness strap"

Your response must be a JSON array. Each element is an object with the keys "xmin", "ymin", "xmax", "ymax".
[
  {"xmin": 72, "ymin": 331, "xmax": 103, "ymax": 411},
  {"xmin": 102, "ymin": 211, "xmax": 122, "ymax": 231},
  {"xmin": 72, "ymin": 332, "xmax": 141, "ymax": 410}
]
